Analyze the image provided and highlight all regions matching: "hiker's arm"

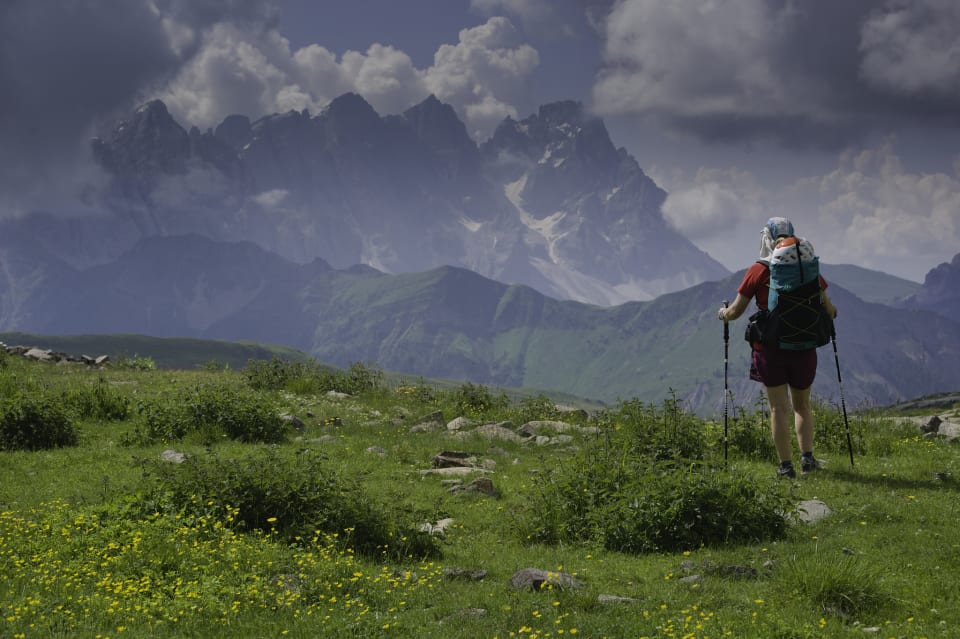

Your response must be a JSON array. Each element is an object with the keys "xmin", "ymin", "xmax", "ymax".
[
  {"xmin": 822, "ymin": 291, "xmax": 838, "ymax": 319},
  {"xmin": 718, "ymin": 294, "xmax": 751, "ymax": 322}
]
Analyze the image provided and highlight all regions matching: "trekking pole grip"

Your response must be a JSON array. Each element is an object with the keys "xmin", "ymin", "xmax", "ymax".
[{"xmin": 722, "ymin": 300, "xmax": 729, "ymax": 340}]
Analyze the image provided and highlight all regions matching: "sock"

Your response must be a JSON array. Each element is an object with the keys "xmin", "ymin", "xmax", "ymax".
[
  {"xmin": 801, "ymin": 451, "xmax": 814, "ymax": 460},
  {"xmin": 780, "ymin": 460, "xmax": 794, "ymax": 468}
]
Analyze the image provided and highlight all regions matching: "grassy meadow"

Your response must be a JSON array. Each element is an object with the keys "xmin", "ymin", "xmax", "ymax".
[{"xmin": 1, "ymin": 345, "xmax": 958, "ymax": 639}]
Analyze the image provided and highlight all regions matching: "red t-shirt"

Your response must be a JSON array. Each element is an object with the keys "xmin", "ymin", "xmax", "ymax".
[{"xmin": 738, "ymin": 262, "xmax": 828, "ymax": 310}]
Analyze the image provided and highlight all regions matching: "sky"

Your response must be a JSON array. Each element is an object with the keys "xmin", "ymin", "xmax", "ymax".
[{"xmin": 2, "ymin": 0, "xmax": 959, "ymax": 283}]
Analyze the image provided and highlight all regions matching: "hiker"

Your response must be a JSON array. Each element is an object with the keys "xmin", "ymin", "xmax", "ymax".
[{"xmin": 717, "ymin": 217, "xmax": 838, "ymax": 478}]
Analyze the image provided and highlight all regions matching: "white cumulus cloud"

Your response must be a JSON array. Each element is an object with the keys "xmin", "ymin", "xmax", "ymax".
[
  {"xmin": 661, "ymin": 141, "xmax": 960, "ymax": 281},
  {"xmin": 157, "ymin": 15, "xmax": 538, "ymax": 139}
]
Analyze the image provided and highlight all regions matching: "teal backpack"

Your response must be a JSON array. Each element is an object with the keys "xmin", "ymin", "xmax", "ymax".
[{"xmin": 746, "ymin": 236, "xmax": 833, "ymax": 350}]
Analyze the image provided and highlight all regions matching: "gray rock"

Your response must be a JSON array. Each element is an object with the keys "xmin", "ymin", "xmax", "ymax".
[
  {"xmin": 160, "ymin": 449, "xmax": 190, "ymax": 464},
  {"xmin": 795, "ymin": 499, "xmax": 832, "ymax": 523},
  {"xmin": 509, "ymin": 568, "xmax": 582, "ymax": 591}
]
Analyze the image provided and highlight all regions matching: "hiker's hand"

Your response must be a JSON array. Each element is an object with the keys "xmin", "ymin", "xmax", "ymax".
[{"xmin": 718, "ymin": 307, "xmax": 728, "ymax": 322}]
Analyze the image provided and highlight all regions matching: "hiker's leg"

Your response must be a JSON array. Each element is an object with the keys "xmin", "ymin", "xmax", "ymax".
[
  {"xmin": 766, "ymin": 384, "xmax": 793, "ymax": 462},
  {"xmin": 790, "ymin": 385, "xmax": 814, "ymax": 454}
]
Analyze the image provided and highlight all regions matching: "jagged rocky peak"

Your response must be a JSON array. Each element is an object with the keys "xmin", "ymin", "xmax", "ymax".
[
  {"xmin": 320, "ymin": 92, "xmax": 383, "ymax": 133},
  {"xmin": 92, "ymin": 99, "xmax": 190, "ymax": 175},
  {"xmin": 537, "ymin": 100, "xmax": 585, "ymax": 127},
  {"xmin": 214, "ymin": 114, "xmax": 253, "ymax": 150},
  {"xmin": 483, "ymin": 99, "xmax": 619, "ymax": 171},
  {"xmin": 401, "ymin": 94, "xmax": 481, "ymax": 173},
  {"xmin": 910, "ymin": 253, "xmax": 960, "ymax": 320}
]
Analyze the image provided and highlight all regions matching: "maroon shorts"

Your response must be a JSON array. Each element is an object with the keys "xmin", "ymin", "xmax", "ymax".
[{"xmin": 750, "ymin": 347, "xmax": 817, "ymax": 389}]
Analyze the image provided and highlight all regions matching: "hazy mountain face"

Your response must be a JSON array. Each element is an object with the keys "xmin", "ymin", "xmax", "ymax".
[
  {"xmin": 900, "ymin": 253, "xmax": 960, "ymax": 321},
  {"xmin": 24, "ymin": 93, "xmax": 729, "ymax": 306}
]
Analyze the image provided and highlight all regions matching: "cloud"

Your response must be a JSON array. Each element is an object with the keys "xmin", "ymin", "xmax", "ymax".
[
  {"xmin": 859, "ymin": 0, "xmax": 960, "ymax": 99},
  {"xmin": 662, "ymin": 140, "xmax": 960, "ymax": 281},
  {"xmin": 158, "ymin": 14, "xmax": 538, "ymax": 139},
  {"xmin": 424, "ymin": 17, "xmax": 539, "ymax": 137},
  {"xmin": 805, "ymin": 140, "xmax": 960, "ymax": 279},
  {"xmin": 661, "ymin": 168, "xmax": 766, "ymax": 240},
  {"xmin": 592, "ymin": 0, "xmax": 960, "ymax": 148}
]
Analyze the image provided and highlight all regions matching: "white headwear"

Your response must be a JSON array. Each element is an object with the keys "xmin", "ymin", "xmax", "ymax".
[{"xmin": 758, "ymin": 217, "xmax": 795, "ymax": 263}]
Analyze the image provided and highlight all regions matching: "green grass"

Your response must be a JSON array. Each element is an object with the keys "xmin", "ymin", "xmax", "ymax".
[{"xmin": 1, "ymin": 352, "xmax": 959, "ymax": 638}]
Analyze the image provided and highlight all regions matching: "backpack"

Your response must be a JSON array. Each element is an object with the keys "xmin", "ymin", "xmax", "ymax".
[{"xmin": 745, "ymin": 236, "xmax": 834, "ymax": 350}]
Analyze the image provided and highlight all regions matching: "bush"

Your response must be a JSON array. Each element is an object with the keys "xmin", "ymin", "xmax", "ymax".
[
  {"xmin": 591, "ymin": 395, "xmax": 707, "ymax": 462},
  {"xmin": 0, "ymin": 392, "xmax": 79, "ymax": 451},
  {"xmin": 243, "ymin": 357, "xmax": 384, "ymax": 396},
  {"xmin": 137, "ymin": 448, "xmax": 440, "ymax": 559},
  {"xmin": 127, "ymin": 384, "xmax": 287, "ymax": 445},
  {"xmin": 515, "ymin": 398, "xmax": 790, "ymax": 553},
  {"xmin": 513, "ymin": 394, "xmax": 562, "ymax": 424},
  {"xmin": 446, "ymin": 382, "xmax": 509, "ymax": 417},
  {"xmin": 814, "ymin": 399, "xmax": 867, "ymax": 457},
  {"xmin": 728, "ymin": 400, "xmax": 777, "ymax": 461},
  {"xmin": 520, "ymin": 456, "xmax": 789, "ymax": 553},
  {"xmin": 62, "ymin": 377, "xmax": 131, "ymax": 421},
  {"xmin": 114, "ymin": 354, "xmax": 157, "ymax": 371}
]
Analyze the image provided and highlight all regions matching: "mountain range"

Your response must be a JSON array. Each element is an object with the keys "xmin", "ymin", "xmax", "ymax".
[
  {"xmin": 69, "ymin": 94, "xmax": 723, "ymax": 306},
  {"xmin": 0, "ymin": 93, "xmax": 957, "ymax": 411},
  {"xmin": 3, "ymin": 232, "xmax": 958, "ymax": 412}
]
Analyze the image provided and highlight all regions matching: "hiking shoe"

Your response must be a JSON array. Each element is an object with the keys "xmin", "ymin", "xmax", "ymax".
[
  {"xmin": 800, "ymin": 456, "xmax": 821, "ymax": 474},
  {"xmin": 777, "ymin": 464, "xmax": 797, "ymax": 479}
]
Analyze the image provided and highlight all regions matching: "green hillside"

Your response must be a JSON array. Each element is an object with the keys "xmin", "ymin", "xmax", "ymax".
[{"xmin": 822, "ymin": 263, "xmax": 921, "ymax": 304}]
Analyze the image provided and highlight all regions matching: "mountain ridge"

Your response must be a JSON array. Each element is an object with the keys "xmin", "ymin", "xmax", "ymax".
[{"xmin": 5, "ymin": 234, "xmax": 957, "ymax": 413}]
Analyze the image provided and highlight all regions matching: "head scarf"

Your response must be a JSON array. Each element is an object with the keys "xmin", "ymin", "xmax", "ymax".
[{"xmin": 758, "ymin": 217, "xmax": 794, "ymax": 263}]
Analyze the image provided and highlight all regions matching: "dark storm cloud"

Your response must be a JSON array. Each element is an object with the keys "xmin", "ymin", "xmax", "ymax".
[
  {"xmin": 0, "ymin": 0, "xmax": 281, "ymax": 213},
  {"xmin": 592, "ymin": 0, "xmax": 960, "ymax": 149}
]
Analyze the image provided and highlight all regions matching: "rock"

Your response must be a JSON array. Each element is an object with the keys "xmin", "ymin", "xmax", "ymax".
[
  {"xmin": 160, "ymin": 449, "xmax": 190, "ymax": 464},
  {"xmin": 920, "ymin": 416, "xmax": 942, "ymax": 434},
  {"xmin": 24, "ymin": 348, "xmax": 54, "ymax": 362},
  {"xmin": 419, "ymin": 467, "xmax": 487, "ymax": 477},
  {"xmin": 448, "ymin": 477, "xmax": 498, "ymax": 497},
  {"xmin": 279, "ymin": 413, "xmax": 306, "ymax": 432},
  {"xmin": 366, "ymin": 445, "xmax": 387, "ymax": 457},
  {"xmin": 433, "ymin": 451, "xmax": 478, "ymax": 468},
  {"xmin": 795, "ymin": 499, "xmax": 832, "ymax": 523},
  {"xmin": 418, "ymin": 518, "xmax": 456, "ymax": 535},
  {"xmin": 326, "ymin": 391, "xmax": 350, "ymax": 399},
  {"xmin": 95, "ymin": 355, "xmax": 110, "ymax": 365},
  {"xmin": 442, "ymin": 568, "xmax": 487, "ymax": 581},
  {"xmin": 517, "ymin": 420, "xmax": 575, "ymax": 437},
  {"xmin": 446, "ymin": 416, "xmax": 472, "ymax": 431},
  {"xmin": 471, "ymin": 422, "xmax": 522, "ymax": 443},
  {"xmin": 509, "ymin": 568, "xmax": 582, "ymax": 591}
]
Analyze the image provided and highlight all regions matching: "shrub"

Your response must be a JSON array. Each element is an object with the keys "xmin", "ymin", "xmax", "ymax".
[
  {"xmin": 62, "ymin": 377, "xmax": 131, "ymax": 421},
  {"xmin": 813, "ymin": 399, "xmax": 867, "ymax": 457},
  {"xmin": 0, "ymin": 392, "xmax": 79, "ymax": 451},
  {"xmin": 515, "ymin": 398, "xmax": 790, "ymax": 553},
  {"xmin": 137, "ymin": 448, "xmax": 440, "ymax": 559},
  {"xmin": 728, "ymin": 400, "xmax": 777, "ymax": 461},
  {"xmin": 514, "ymin": 394, "xmax": 562, "ymax": 424},
  {"xmin": 446, "ymin": 382, "xmax": 509, "ymax": 417},
  {"xmin": 114, "ymin": 354, "xmax": 157, "ymax": 371},
  {"xmin": 243, "ymin": 357, "xmax": 383, "ymax": 396},
  {"xmin": 127, "ymin": 384, "xmax": 287, "ymax": 445},
  {"xmin": 591, "ymin": 395, "xmax": 707, "ymax": 462},
  {"xmin": 243, "ymin": 356, "xmax": 315, "ymax": 391}
]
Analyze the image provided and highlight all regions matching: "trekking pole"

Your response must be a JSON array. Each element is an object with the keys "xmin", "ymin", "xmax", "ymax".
[
  {"xmin": 830, "ymin": 324, "xmax": 855, "ymax": 468},
  {"xmin": 722, "ymin": 300, "xmax": 729, "ymax": 465}
]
